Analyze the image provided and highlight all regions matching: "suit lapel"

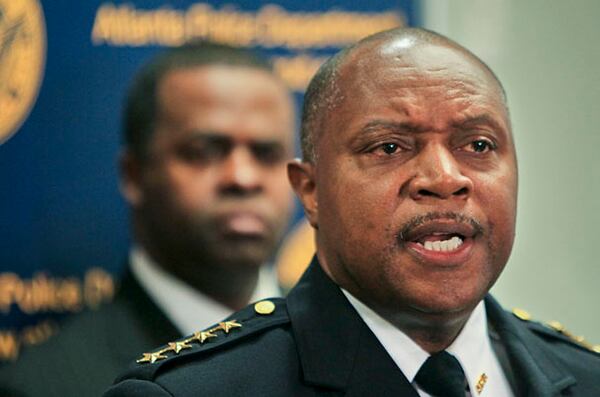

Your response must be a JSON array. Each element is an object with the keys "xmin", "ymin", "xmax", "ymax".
[
  {"xmin": 485, "ymin": 296, "xmax": 576, "ymax": 396},
  {"xmin": 287, "ymin": 257, "xmax": 419, "ymax": 396}
]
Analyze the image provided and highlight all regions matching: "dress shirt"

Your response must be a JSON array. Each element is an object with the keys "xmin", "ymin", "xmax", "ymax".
[
  {"xmin": 130, "ymin": 247, "xmax": 280, "ymax": 335},
  {"xmin": 343, "ymin": 290, "xmax": 514, "ymax": 397}
]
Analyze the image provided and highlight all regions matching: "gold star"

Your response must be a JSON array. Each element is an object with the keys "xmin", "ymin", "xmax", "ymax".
[
  {"xmin": 193, "ymin": 330, "xmax": 217, "ymax": 344},
  {"xmin": 217, "ymin": 320, "xmax": 242, "ymax": 334},
  {"xmin": 547, "ymin": 321, "xmax": 565, "ymax": 332},
  {"xmin": 168, "ymin": 341, "xmax": 192, "ymax": 354},
  {"xmin": 512, "ymin": 308, "xmax": 531, "ymax": 321},
  {"xmin": 136, "ymin": 351, "xmax": 167, "ymax": 364}
]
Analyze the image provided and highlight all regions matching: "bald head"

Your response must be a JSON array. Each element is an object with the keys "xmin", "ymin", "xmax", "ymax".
[{"xmin": 300, "ymin": 27, "xmax": 508, "ymax": 163}]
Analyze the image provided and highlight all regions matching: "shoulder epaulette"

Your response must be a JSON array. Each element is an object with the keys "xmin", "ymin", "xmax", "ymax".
[
  {"xmin": 511, "ymin": 307, "xmax": 600, "ymax": 355},
  {"xmin": 117, "ymin": 298, "xmax": 289, "ymax": 382}
]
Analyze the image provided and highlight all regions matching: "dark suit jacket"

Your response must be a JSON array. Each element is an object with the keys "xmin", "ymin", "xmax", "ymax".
[
  {"xmin": 104, "ymin": 257, "xmax": 600, "ymax": 397},
  {"xmin": 0, "ymin": 272, "xmax": 180, "ymax": 397}
]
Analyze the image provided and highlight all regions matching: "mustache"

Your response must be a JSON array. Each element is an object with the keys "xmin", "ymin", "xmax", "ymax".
[{"xmin": 397, "ymin": 211, "xmax": 484, "ymax": 242}]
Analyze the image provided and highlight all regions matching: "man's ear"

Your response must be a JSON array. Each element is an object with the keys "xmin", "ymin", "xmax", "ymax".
[
  {"xmin": 288, "ymin": 159, "xmax": 318, "ymax": 228},
  {"xmin": 119, "ymin": 150, "xmax": 144, "ymax": 207}
]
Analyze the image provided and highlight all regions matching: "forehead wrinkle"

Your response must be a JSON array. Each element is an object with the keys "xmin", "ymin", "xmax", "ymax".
[{"xmin": 452, "ymin": 114, "xmax": 504, "ymax": 131}]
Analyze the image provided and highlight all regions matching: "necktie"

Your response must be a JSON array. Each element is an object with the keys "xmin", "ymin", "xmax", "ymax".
[{"xmin": 414, "ymin": 351, "xmax": 467, "ymax": 397}]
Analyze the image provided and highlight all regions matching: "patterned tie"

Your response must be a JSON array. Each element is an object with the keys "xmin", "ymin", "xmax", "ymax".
[{"xmin": 414, "ymin": 351, "xmax": 467, "ymax": 397}]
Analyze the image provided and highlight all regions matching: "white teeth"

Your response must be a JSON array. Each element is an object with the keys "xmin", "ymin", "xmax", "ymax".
[
  {"xmin": 421, "ymin": 236, "xmax": 463, "ymax": 252},
  {"xmin": 440, "ymin": 240, "xmax": 450, "ymax": 251}
]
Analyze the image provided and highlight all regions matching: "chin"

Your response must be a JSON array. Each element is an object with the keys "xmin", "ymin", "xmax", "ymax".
[
  {"xmin": 217, "ymin": 243, "xmax": 271, "ymax": 269},
  {"xmin": 407, "ymin": 283, "xmax": 487, "ymax": 319}
]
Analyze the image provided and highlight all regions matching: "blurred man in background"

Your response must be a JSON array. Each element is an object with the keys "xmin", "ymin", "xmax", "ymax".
[{"xmin": 0, "ymin": 41, "xmax": 295, "ymax": 397}]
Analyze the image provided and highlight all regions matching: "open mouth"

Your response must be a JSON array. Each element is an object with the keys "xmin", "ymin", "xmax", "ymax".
[
  {"xmin": 416, "ymin": 234, "xmax": 464, "ymax": 252},
  {"xmin": 398, "ymin": 216, "xmax": 482, "ymax": 262}
]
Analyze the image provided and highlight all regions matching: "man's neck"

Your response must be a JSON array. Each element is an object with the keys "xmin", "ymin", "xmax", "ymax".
[
  {"xmin": 367, "ymin": 298, "xmax": 473, "ymax": 353},
  {"xmin": 395, "ymin": 317, "xmax": 468, "ymax": 353},
  {"xmin": 141, "ymin": 244, "xmax": 260, "ymax": 311},
  {"xmin": 319, "ymin": 255, "xmax": 472, "ymax": 353}
]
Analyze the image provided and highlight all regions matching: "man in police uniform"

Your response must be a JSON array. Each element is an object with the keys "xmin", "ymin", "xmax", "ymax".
[
  {"xmin": 104, "ymin": 28, "xmax": 600, "ymax": 396},
  {"xmin": 0, "ymin": 42, "xmax": 295, "ymax": 397}
]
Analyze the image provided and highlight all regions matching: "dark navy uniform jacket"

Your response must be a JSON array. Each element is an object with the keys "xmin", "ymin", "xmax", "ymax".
[
  {"xmin": 0, "ymin": 271, "xmax": 180, "ymax": 397},
  {"xmin": 105, "ymin": 258, "xmax": 600, "ymax": 396}
]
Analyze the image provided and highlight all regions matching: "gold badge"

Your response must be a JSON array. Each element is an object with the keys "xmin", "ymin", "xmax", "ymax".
[
  {"xmin": 0, "ymin": 0, "xmax": 46, "ymax": 144},
  {"xmin": 476, "ymin": 373, "xmax": 488, "ymax": 394}
]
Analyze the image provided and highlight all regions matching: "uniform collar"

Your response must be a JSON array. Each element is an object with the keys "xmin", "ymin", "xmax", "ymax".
[
  {"xmin": 287, "ymin": 257, "xmax": 419, "ymax": 396},
  {"xmin": 485, "ymin": 296, "xmax": 577, "ymax": 396},
  {"xmin": 130, "ymin": 247, "xmax": 280, "ymax": 335},
  {"xmin": 342, "ymin": 289, "xmax": 429, "ymax": 383},
  {"xmin": 287, "ymin": 257, "xmax": 577, "ymax": 396},
  {"xmin": 343, "ymin": 291, "xmax": 513, "ymax": 396}
]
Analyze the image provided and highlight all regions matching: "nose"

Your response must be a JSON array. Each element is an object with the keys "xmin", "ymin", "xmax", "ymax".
[
  {"xmin": 407, "ymin": 144, "xmax": 472, "ymax": 201},
  {"xmin": 219, "ymin": 146, "xmax": 262, "ymax": 196}
]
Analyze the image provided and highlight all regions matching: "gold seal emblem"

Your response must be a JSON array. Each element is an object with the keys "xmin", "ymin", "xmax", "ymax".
[
  {"xmin": 254, "ymin": 300, "xmax": 276, "ymax": 315},
  {"xmin": 0, "ymin": 0, "xmax": 46, "ymax": 144}
]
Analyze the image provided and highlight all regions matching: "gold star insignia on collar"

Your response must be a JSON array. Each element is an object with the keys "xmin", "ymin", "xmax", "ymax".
[
  {"xmin": 193, "ymin": 330, "xmax": 217, "ymax": 344},
  {"xmin": 512, "ymin": 308, "xmax": 531, "ymax": 321},
  {"xmin": 136, "ymin": 319, "xmax": 243, "ymax": 365},
  {"xmin": 168, "ymin": 341, "xmax": 192, "ymax": 354},
  {"xmin": 547, "ymin": 321, "xmax": 600, "ymax": 353},
  {"xmin": 513, "ymin": 311, "xmax": 599, "ymax": 354},
  {"xmin": 217, "ymin": 320, "xmax": 242, "ymax": 334},
  {"xmin": 136, "ymin": 351, "xmax": 167, "ymax": 364}
]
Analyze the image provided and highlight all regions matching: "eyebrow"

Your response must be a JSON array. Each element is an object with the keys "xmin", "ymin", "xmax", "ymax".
[
  {"xmin": 356, "ymin": 113, "xmax": 507, "ymax": 137},
  {"xmin": 185, "ymin": 131, "xmax": 286, "ymax": 147},
  {"xmin": 451, "ymin": 114, "xmax": 507, "ymax": 134},
  {"xmin": 359, "ymin": 120, "xmax": 427, "ymax": 135}
]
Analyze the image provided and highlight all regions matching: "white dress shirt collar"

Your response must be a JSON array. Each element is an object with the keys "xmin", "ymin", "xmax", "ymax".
[
  {"xmin": 130, "ymin": 247, "xmax": 280, "ymax": 336},
  {"xmin": 342, "ymin": 290, "xmax": 514, "ymax": 397}
]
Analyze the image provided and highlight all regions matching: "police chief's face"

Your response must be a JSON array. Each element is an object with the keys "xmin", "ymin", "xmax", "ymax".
[
  {"xmin": 304, "ymin": 41, "xmax": 517, "ymax": 319},
  {"xmin": 136, "ymin": 65, "xmax": 294, "ymax": 268}
]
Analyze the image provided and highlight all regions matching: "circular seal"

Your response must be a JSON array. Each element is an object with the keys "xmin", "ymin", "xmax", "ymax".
[{"xmin": 0, "ymin": 0, "xmax": 46, "ymax": 144}]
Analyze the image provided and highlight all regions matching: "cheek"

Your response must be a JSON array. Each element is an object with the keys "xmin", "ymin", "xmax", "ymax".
[
  {"xmin": 476, "ymin": 170, "xmax": 517, "ymax": 252},
  {"xmin": 164, "ymin": 164, "xmax": 215, "ymax": 211},
  {"xmin": 319, "ymin": 164, "xmax": 399, "ymax": 247}
]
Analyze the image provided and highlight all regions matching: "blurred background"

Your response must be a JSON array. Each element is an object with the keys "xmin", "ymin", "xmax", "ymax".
[{"xmin": 1, "ymin": 0, "xmax": 598, "ymax": 362}]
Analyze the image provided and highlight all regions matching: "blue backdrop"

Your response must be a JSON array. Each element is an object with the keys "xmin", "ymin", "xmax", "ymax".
[{"xmin": 0, "ymin": 0, "xmax": 419, "ymax": 360}]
